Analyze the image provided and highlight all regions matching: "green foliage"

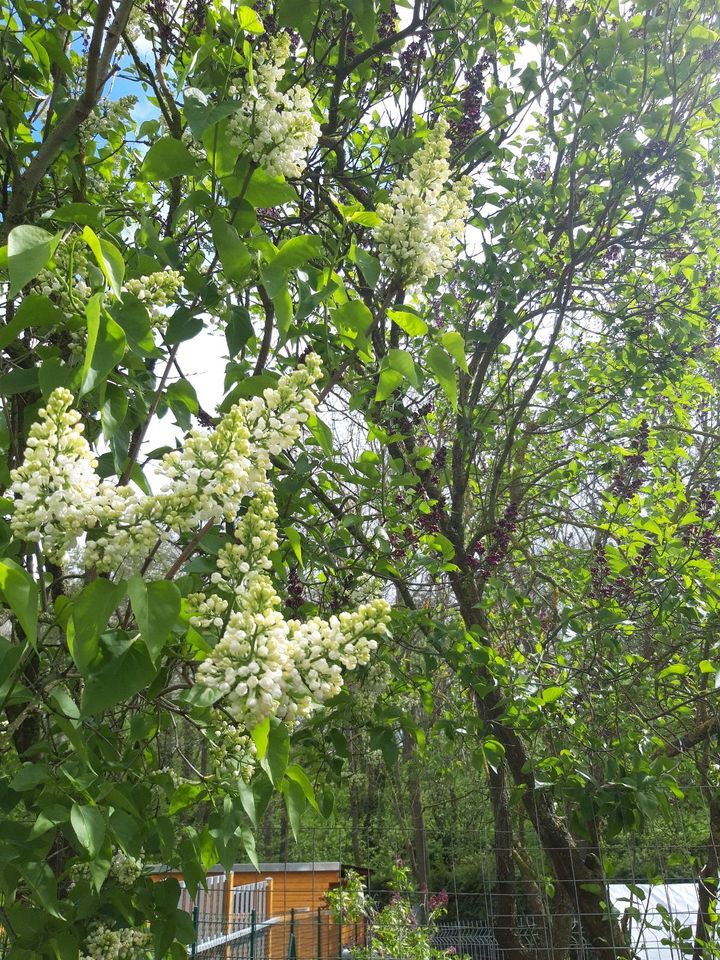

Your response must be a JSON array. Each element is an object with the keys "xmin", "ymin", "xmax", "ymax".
[{"xmin": 2, "ymin": 0, "xmax": 720, "ymax": 955}]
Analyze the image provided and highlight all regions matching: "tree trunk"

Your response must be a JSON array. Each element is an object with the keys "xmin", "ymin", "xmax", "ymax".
[
  {"xmin": 475, "ymin": 688, "xmax": 629, "ymax": 959},
  {"xmin": 488, "ymin": 762, "xmax": 530, "ymax": 960},
  {"xmin": 348, "ymin": 727, "xmax": 363, "ymax": 865},
  {"xmin": 403, "ymin": 727, "xmax": 429, "ymax": 896},
  {"xmin": 694, "ymin": 790, "xmax": 720, "ymax": 960},
  {"xmin": 450, "ymin": 567, "xmax": 630, "ymax": 960}
]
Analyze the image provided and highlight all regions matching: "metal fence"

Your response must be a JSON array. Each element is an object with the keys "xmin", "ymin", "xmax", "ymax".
[{"xmin": 184, "ymin": 908, "xmax": 366, "ymax": 960}]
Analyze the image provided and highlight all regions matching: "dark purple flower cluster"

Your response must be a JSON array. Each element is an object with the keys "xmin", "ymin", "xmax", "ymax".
[
  {"xmin": 429, "ymin": 889, "xmax": 449, "ymax": 912},
  {"xmin": 286, "ymin": 568, "xmax": 304, "ymax": 609},
  {"xmin": 378, "ymin": 1, "xmax": 398, "ymax": 40},
  {"xmin": 453, "ymin": 58, "xmax": 490, "ymax": 149},
  {"xmin": 417, "ymin": 502, "xmax": 443, "ymax": 534},
  {"xmin": 185, "ymin": 0, "xmax": 207, "ymax": 35},
  {"xmin": 400, "ymin": 26, "xmax": 431, "ymax": 82},
  {"xmin": 590, "ymin": 542, "xmax": 613, "ymax": 600},
  {"xmin": 610, "ymin": 422, "xmax": 649, "ymax": 499},
  {"xmin": 409, "ymin": 401, "xmax": 434, "ymax": 426},
  {"xmin": 432, "ymin": 446, "xmax": 448, "ymax": 469},
  {"xmin": 471, "ymin": 500, "xmax": 520, "ymax": 581},
  {"xmin": 681, "ymin": 488, "xmax": 720, "ymax": 559},
  {"xmin": 602, "ymin": 243, "xmax": 622, "ymax": 264},
  {"xmin": 591, "ymin": 541, "xmax": 652, "ymax": 604},
  {"xmin": 697, "ymin": 484, "xmax": 716, "ymax": 520},
  {"xmin": 146, "ymin": 0, "xmax": 173, "ymax": 46},
  {"xmin": 390, "ymin": 526, "xmax": 419, "ymax": 559}
]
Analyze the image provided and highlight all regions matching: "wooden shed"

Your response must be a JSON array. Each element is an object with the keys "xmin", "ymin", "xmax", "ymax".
[{"xmin": 152, "ymin": 861, "xmax": 369, "ymax": 959}]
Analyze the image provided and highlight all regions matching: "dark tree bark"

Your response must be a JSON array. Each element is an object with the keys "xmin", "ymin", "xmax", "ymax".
[{"xmin": 487, "ymin": 762, "xmax": 530, "ymax": 960}]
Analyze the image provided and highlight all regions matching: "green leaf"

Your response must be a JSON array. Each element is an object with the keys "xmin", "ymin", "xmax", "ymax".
[
  {"xmin": 0, "ymin": 294, "xmax": 63, "ymax": 350},
  {"xmin": 0, "ymin": 366, "xmax": 39, "ymax": 395},
  {"xmin": 80, "ymin": 640, "xmax": 157, "ymax": 716},
  {"xmin": 211, "ymin": 214, "xmax": 252, "ymax": 282},
  {"xmin": 332, "ymin": 299, "xmax": 373, "ymax": 338},
  {"xmin": 166, "ymin": 307, "xmax": 203, "ymax": 344},
  {"xmin": 375, "ymin": 368, "xmax": 404, "ymax": 402},
  {"xmin": 440, "ymin": 331, "xmax": 469, "ymax": 372},
  {"xmin": 165, "ymin": 378, "xmax": 198, "ymax": 430},
  {"xmin": 251, "ymin": 716, "xmax": 271, "ymax": 761},
  {"xmin": 286, "ymin": 763, "xmax": 319, "ymax": 812},
  {"xmin": 426, "ymin": 344, "xmax": 457, "ymax": 410},
  {"xmin": 10, "ymin": 763, "xmax": 50, "ymax": 791},
  {"xmin": 369, "ymin": 725, "xmax": 399, "ymax": 768},
  {"xmin": 388, "ymin": 348, "xmax": 420, "ymax": 388},
  {"xmin": 80, "ymin": 294, "xmax": 127, "ymax": 396},
  {"xmin": 237, "ymin": 777, "xmax": 256, "ymax": 827},
  {"xmin": 277, "ymin": 0, "xmax": 319, "ymax": 42},
  {"xmin": 240, "ymin": 825, "xmax": 259, "ymax": 870},
  {"xmin": 24, "ymin": 861, "xmax": 63, "ymax": 918},
  {"xmin": 260, "ymin": 719, "xmax": 289, "ymax": 785},
  {"xmin": 0, "ymin": 559, "xmax": 38, "ymax": 648},
  {"xmin": 237, "ymin": 4, "xmax": 264, "ymax": 31},
  {"xmin": 541, "ymin": 685, "xmax": 564, "ymax": 704},
  {"xmin": 342, "ymin": 0, "xmax": 375, "ymax": 42},
  {"xmin": 388, "ymin": 308, "xmax": 428, "ymax": 337},
  {"xmin": 8, "ymin": 225, "xmax": 58, "ymax": 296},
  {"xmin": 52, "ymin": 202, "xmax": 102, "ymax": 227},
  {"xmin": 169, "ymin": 782, "xmax": 208, "ymax": 815},
  {"xmin": 283, "ymin": 526, "xmax": 303, "ymax": 565},
  {"xmin": 127, "ymin": 577, "xmax": 181, "ymax": 664},
  {"xmin": 111, "ymin": 295, "xmax": 157, "ymax": 356},
  {"xmin": 141, "ymin": 137, "xmax": 201, "ymax": 180},
  {"xmin": 659, "ymin": 663, "xmax": 689, "ymax": 679},
  {"xmin": 225, "ymin": 305, "xmax": 255, "ymax": 356},
  {"xmin": 283, "ymin": 778, "xmax": 306, "ymax": 839},
  {"xmin": 351, "ymin": 245, "xmax": 381, "ymax": 288},
  {"xmin": 245, "ymin": 168, "xmax": 297, "ymax": 206},
  {"xmin": 40, "ymin": 357, "xmax": 77, "ymax": 397},
  {"xmin": 264, "ymin": 235, "xmax": 322, "ymax": 292},
  {"xmin": 82, "ymin": 227, "xmax": 124, "ymax": 298},
  {"xmin": 67, "ymin": 579, "xmax": 126, "ymax": 675},
  {"xmin": 70, "ymin": 803, "xmax": 106, "ymax": 858}
]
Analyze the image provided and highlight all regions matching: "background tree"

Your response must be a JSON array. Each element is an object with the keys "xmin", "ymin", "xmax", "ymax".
[{"xmin": 2, "ymin": 0, "xmax": 720, "ymax": 958}]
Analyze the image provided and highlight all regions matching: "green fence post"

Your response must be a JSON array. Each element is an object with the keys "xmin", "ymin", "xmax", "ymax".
[
  {"xmin": 288, "ymin": 907, "xmax": 297, "ymax": 960},
  {"xmin": 317, "ymin": 907, "xmax": 322, "ymax": 960},
  {"xmin": 251, "ymin": 908, "xmax": 256, "ymax": 960},
  {"xmin": 190, "ymin": 904, "xmax": 200, "ymax": 959}
]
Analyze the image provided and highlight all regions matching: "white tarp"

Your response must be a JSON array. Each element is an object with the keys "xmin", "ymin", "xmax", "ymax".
[{"xmin": 608, "ymin": 882, "xmax": 712, "ymax": 960}]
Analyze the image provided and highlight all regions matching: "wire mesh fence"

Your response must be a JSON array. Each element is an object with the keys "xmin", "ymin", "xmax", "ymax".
[{"xmin": 187, "ymin": 909, "xmax": 367, "ymax": 960}]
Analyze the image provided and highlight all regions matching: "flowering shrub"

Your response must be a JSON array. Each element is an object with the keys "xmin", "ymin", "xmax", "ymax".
[
  {"xmin": 2, "ymin": 352, "xmax": 390, "ymax": 955},
  {"xmin": 329, "ymin": 863, "xmax": 462, "ymax": 960},
  {"xmin": 10, "ymin": 357, "xmax": 323, "ymax": 570},
  {"xmin": 327, "ymin": 869, "xmax": 369, "ymax": 924},
  {"xmin": 80, "ymin": 924, "xmax": 153, "ymax": 960},
  {"xmin": 228, "ymin": 34, "xmax": 320, "ymax": 179},
  {"xmin": 374, "ymin": 119, "xmax": 473, "ymax": 285}
]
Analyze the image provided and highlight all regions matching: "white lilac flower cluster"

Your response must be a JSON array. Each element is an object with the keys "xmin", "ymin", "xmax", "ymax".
[
  {"xmin": 110, "ymin": 850, "xmax": 144, "ymax": 887},
  {"xmin": 9, "ymin": 388, "xmax": 103, "ymax": 562},
  {"xmin": 374, "ymin": 117, "xmax": 473, "ymax": 285},
  {"xmin": 68, "ymin": 850, "xmax": 144, "ymax": 891},
  {"xmin": 81, "ymin": 95, "xmax": 138, "ymax": 140},
  {"xmin": 207, "ymin": 718, "xmax": 257, "ymax": 783},
  {"xmin": 35, "ymin": 238, "xmax": 182, "ymax": 336},
  {"xmin": 195, "ymin": 490, "xmax": 391, "ymax": 726},
  {"xmin": 124, "ymin": 267, "xmax": 183, "ymax": 328},
  {"xmin": 81, "ymin": 924, "xmax": 153, "ymax": 960},
  {"xmin": 10, "ymin": 357, "xmax": 323, "ymax": 572},
  {"xmin": 37, "ymin": 245, "xmax": 91, "ymax": 314},
  {"xmin": 228, "ymin": 34, "xmax": 320, "ymax": 179}
]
